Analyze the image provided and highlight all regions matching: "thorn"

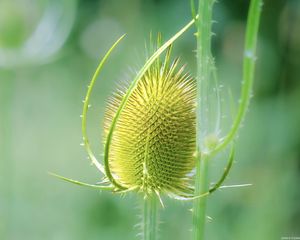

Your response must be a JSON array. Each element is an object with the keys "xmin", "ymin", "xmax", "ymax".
[
  {"xmin": 219, "ymin": 183, "xmax": 253, "ymax": 189},
  {"xmin": 206, "ymin": 215, "xmax": 213, "ymax": 223}
]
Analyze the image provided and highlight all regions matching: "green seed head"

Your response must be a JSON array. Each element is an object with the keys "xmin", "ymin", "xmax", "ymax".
[{"xmin": 104, "ymin": 52, "xmax": 196, "ymax": 196}]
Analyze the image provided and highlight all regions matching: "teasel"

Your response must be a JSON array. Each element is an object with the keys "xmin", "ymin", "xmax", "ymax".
[
  {"xmin": 104, "ymin": 44, "xmax": 197, "ymax": 199},
  {"xmin": 51, "ymin": 14, "xmax": 237, "ymax": 240},
  {"xmin": 50, "ymin": 0, "xmax": 263, "ymax": 238},
  {"xmin": 51, "ymin": 13, "xmax": 236, "ymax": 199}
]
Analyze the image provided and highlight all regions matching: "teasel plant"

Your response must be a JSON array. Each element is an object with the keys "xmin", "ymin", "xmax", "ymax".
[{"xmin": 51, "ymin": 0, "xmax": 262, "ymax": 239}]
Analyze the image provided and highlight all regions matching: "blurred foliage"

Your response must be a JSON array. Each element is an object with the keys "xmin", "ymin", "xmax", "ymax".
[{"xmin": 0, "ymin": 0, "xmax": 299, "ymax": 239}]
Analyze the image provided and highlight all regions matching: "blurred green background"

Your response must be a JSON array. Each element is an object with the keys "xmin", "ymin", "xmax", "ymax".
[{"xmin": 0, "ymin": 0, "xmax": 299, "ymax": 239}]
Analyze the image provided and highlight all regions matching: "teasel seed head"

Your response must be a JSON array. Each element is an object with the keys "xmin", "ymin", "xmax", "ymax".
[{"xmin": 104, "ymin": 49, "xmax": 196, "ymax": 197}]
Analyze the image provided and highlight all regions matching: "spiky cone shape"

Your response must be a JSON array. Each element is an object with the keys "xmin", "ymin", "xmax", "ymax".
[{"xmin": 104, "ymin": 53, "xmax": 196, "ymax": 198}]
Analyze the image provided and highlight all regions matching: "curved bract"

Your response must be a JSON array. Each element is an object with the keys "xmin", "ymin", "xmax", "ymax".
[
  {"xmin": 82, "ymin": 34, "xmax": 126, "ymax": 175},
  {"xmin": 104, "ymin": 52, "xmax": 196, "ymax": 196}
]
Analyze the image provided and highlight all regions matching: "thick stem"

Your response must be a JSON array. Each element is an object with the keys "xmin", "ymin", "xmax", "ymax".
[
  {"xmin": 193, "ymin": 0, "xmax": 214, "ymax": 239},
  {"xmin": 192, "ymin": 0, "xmax": 262, "ymax": 238},
  {"xmin": 193, "ymin": 154, "xmax": 209, "ymax": 240},
  {"xmin": 143, "ymin": 195, "xmax": 159, "ymax": 240}
]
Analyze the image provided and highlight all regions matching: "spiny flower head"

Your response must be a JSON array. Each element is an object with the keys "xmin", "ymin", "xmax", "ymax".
[
  {"xmin": 52, "ymin": 15, "xmax": 237, "ymax": 203},
  {"xmin": 52, "ymin": 25, "xmax": 235, "ymax": 202},
  {"xmin": 104, "ymin": 49, "xmax": 196, "ymax": 197}
]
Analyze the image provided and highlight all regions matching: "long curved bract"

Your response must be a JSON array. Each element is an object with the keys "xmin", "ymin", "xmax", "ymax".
[
  {"xmin": 49, "ymin": 172, "xmax": 114, "ymax": 190},
  {"xmin": 82, "ymin": 34, "xmax": 126, "ymax": 175}
]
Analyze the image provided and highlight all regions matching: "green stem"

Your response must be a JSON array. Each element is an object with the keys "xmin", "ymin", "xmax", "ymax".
[
  {"xmin": 192, "ymin": 0, "xmax": 262, "ymax": 239},
  {"xmin": 193, "ymin": 0, "xmax": 214, "ymax": 239},
  {"xmin": 193, "ymin": 154, "xmax": 209, "ymax": 240},
  {"xmin": 143, "ymin": 195, "xmax": 158, "ymax": 240},
  {"xmin": 211, "ymin": 0, "xmax": 262, "ymax": 156}
]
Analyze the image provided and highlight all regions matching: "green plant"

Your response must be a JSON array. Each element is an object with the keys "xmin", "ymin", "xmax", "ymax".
[
  {"xmin": 51, "ymin": 0, "xmax": 262, "ymax": 239},
  {"xmin": 192, "ymin": 0, "xmax": 262, "ymax": 239}
]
